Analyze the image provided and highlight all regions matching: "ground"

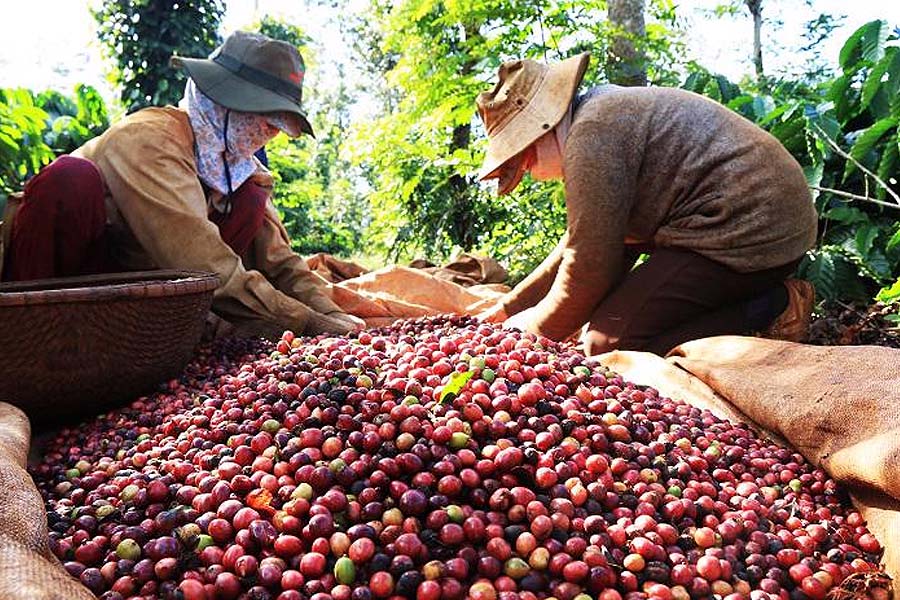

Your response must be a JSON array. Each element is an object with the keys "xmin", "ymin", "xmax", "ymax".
[{"xmin": 808, "ymin": 301, "xmax": 900, "ymax": 348}]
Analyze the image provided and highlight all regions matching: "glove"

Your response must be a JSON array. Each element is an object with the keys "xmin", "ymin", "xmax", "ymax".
[{"xmin": 304, "ymin": 311, "xmax": 367, "ymax": 336}]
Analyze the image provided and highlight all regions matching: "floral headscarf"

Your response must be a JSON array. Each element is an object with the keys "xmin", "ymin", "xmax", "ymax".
[{"xmin": 180, "ymin": 79, "xmax": 296, "ymax": 202}]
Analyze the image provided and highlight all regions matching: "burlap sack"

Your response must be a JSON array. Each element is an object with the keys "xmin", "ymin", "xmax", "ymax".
[
  {"xmin": 412, "ymin": 253, "xmax": 509, "ymax": 287},
  {"xmin": 0, "ymin": 402, "xmax": 93, "ymax": 599},
  {"xmin": 305, "ymin": 253, "xmax": 370, "ymax": 283},
  {"xmin": 330, "ymin": 266, "xmax": 508, "ymax": 327},
  {"xmin": 306, "ymin": 252, "xmax": 509, "ymax": 289},
  {"xmin": 666, "ymin": 337, "xmax": 900, "ymax": 583}
]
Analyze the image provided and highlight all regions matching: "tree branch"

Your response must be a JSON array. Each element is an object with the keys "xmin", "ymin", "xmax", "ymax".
[
  {"xmin": 811, "ymin": 124, "xmax": 900, "ymax": 206},
  {"xmin": 810, "ymin": 186, "xmax": 900, "ymax": 211}
]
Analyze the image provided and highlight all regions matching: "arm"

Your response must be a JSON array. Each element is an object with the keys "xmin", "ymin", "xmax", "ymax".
[
  {"xmin": 501, "ymin": 231, "xmax": 569, "ymax": 315},
  {"xmin": 93, "ymin": 124, "xmax": 320, "ymax": 333},
  {"xmin": 247, "ymin": 202, "xmax": 344, "ymax": 316},
  {"xmin": 525, "ymin": 115, "xmax": 640, "ymax": 341}
]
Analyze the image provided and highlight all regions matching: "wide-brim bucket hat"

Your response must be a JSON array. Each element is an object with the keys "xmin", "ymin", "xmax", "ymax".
[
  {"xmin": 476, "ymin": 52, "xmax": 590, "ymax": 183},
  {"xmin": 171, "ymin": 31, "xmax": 314, "ymax": 137}
]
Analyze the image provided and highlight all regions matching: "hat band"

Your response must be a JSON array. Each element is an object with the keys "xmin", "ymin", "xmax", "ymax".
[{"xmin": 213, "ymin": 53, "xmax": 303, "ymax": 104}]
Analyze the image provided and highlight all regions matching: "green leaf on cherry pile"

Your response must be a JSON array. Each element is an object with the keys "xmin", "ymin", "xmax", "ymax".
[{"xmin": 438, "ymin": 370, "xmax": 474, "ymax": 404}]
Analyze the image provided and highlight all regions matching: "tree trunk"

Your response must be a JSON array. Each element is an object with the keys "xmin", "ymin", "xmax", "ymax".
[
  {"xmin": 448, "ymin": 25, "xmax": 479, "ymax": 249},
  {"xmin": 746, "ymin": 0, "xmax": 764, "ymax": 80},
  {"xmin": 606, "ymin": 0, "xmax": 647, "ymax": 87}
]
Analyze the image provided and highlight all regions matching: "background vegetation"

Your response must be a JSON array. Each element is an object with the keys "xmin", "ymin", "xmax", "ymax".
[{"xmin": 1, "ymin": 1, "xmax": 898, "ymax": 314}]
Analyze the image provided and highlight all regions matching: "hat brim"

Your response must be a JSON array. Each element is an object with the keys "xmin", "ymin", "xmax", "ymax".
[
  {"xmin": 172, "ymin": 56, "xmax": 314, "ymax": 138},
  {"xmin": 477, "ymin": 52, "xmax": 590, "ymax": 182}
]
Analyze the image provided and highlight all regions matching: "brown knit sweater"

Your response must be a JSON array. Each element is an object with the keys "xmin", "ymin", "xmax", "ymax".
[{"xmin": 503, "ymin": 86, "xmax": 818, "ymax": 341}]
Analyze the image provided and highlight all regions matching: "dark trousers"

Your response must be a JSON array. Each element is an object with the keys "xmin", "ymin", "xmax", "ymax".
[
  {"xmin": 584, "ymin": 248, "xmax": 796, "ymax": 356},
  {"xmin": 4, "ymin": 156, "xmax": 268, "ymax": 281}
]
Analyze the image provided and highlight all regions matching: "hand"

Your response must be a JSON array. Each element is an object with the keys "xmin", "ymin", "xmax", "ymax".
[
  {"xmin": 202, "ymin": 312, "xmax": 236, "ymax": 341},
  {"xmin": 476, "ymin": 303, "xmax": 508, "ymax": 323},
  {"xmin": 306, "ymin": 311, "xmax": 367, "ymax": 335},
  {"xmin": 337, "ymin": 313, "xmax": 367, "ymax": 333},
  {"xmin": 502, "ymin": 306, "xmax": 539, "ymax": 332}
]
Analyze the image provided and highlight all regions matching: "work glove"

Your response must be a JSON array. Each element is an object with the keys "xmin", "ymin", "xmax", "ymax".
[{"xmin": 304, "ymin": 310, "xmax": 367, "ymax": 336}]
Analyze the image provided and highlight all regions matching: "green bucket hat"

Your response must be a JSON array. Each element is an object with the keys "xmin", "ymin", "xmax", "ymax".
[{"xmin": 171, "ymin": 31, "xmax": 314, "ymax": 137}]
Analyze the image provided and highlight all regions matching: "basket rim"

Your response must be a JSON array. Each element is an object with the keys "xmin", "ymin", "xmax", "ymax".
[{"xmin": 0, "ymin": 270, "xmax": 220, "ymax": 306}]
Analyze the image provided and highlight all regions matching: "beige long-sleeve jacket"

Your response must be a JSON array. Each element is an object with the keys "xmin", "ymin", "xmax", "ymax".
[
  {"xmin": 66, "ymin": 107, "xmax": 343, "ymax": 334},
  {"xmin": 503, "ymin": 86, "xmax": 818, "ymax": 341}
]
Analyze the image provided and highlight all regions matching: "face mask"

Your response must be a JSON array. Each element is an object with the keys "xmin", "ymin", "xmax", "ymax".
[
  {"xmin": 181, "ymin": 80, "xmax": 283, "ymax": 197},
  {"xmin": 529, "ymin": 101, "xmax": 574, "ymax": 181},
  {"xmin": 529, "ymin": 132, "xmax": 564, "ymax": 181},
  {"xmin": 495, "ymin": 150, "xmax": 530, "ymax": 195}
]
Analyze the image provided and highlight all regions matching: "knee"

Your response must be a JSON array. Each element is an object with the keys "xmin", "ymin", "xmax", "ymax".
[
  {"xmin": 25, "ymin": 156, "xmax": 104, "ymax": 202},
  {"xmin": 47, "ymin": 155, "xmax": 101, "ymax": 179}
]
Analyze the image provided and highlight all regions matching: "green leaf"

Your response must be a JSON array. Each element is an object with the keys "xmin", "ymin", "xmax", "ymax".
[
  {"xmin": 804, "ymin": 163, "xmax": 824, "ymax": 202},
  {"xmin": 876, "ymin": 138, "xmax": 898, "ymax": 199},
  {"xmin": 861, "ymin": 20, "xmax": 891, "ymax": 63},
  {"xmin": 861, "ymin": 48, "xmax": 896, "ymax": 111},
  {"xmin": 438, "ymin": 370, "xmax": 474, "ymax": 403},
  {"xmin": 805, "ymin": 105, "xmax": 841, "ymax": 143},
  {"xmin": 887, "ymin": 227, "xmax": 900, "ymax": 253},
  {"xmin": 844, "ymin": 117, "xmax": 897, "ymax": 180},
  {"xmin": 829, "ymin": 74, "xmax": 854, "ymax": 120},
  {"xmin": 855, "ymin": 223, "xmax": 880, "ymax": 257},
  {"xmin": 876, "ymin": 278, "xmax": 900, "ymax": 303},
  {"xmin": 770, "ymin": 115, "xmax": 807, "ymax": 154},
  {"xmin": 823, "ymin": 206, "xmax": 869, "ymax": 225},
  {"xmin": 682, "ymin": 71, "xmax": 709, "ymax": 93},
  {"xmin": 749, "ymin": 95, "xmax": 775, "ymax": 120},
  {"xmin": 715, "ymin": 75, "xmax": 740, "ymax": 103},
  {"xmin": 799, "ymin": 250, "xmax": 838, "ymax": 302},
  {"xmin": 868, "ymin": 85, "xmax": 893, "ymax": 120},
  {"xmin": 862, "ymin": 249, "xmax": 893, "ymax": 282},
  {"xmin": 886, "ymin": 48, "xmax": 900, "ymax": 100},
  {"xmin": 840, "ymin": 20, "xmax": 889, "ymax": 71},
  {"xmin": 0, "ymin": 131, "xmax": 19, "ymax": 153},
  {"xmin": 799, "ymin": 248, "xmax": 871, "ymax": 303},
  {"xmin": 758, "ymin": 102, "xmax": 791, "ymax": 126},
  {"xmin": 839, "ymin": 23, "xmax": 867, "ymax": 70}
]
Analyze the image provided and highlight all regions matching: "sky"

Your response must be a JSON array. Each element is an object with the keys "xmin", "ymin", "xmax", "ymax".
[{"xmin": 1, "ymin": 0, "xmax": 899, "ymax": 107}]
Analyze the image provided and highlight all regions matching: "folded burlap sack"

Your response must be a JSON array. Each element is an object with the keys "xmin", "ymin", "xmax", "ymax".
[
  {"xmin": 305, "ymin": 253, "xmax": 370, "ymax": 283},
  {"xmin": 0, "ymin": 402, "xmax": 93, "ymax": 599},
  {"xmin": 666, "ymin": 337, "xmax": 900, "ymax": 584},
  {"xmin": 331, "ymin": 266, "xmax": 507, "ymax": 327}
]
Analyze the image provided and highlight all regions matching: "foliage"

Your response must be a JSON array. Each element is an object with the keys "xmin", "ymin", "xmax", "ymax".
[
  {"xmin": 257, "ymin": 18, "xmax": 366, "ymax": 257},
  {"xmin": 0, "ymin": 86, "xmax": 109, "ymax": 201},
  {"xmin": 35, "ymin": 85, "xmax": 110, "ymax": 155},
  {"xmin": 0, "ymin": 90, "xmax": 53, "ymax": 198},
  {"xmin": 343, "ymin": 0, "xmax": 685, "ymax": 281},
  {"xmin": 798, "ymin": 12, "xmax": 845, "ymax": 83},
  {"xmin": 258, "ymin": 15, "xmax": 312, "ymax": 51},
  {"xmin": 684, "ymin": 20, "xmax": 900, "ymax": 306},
  {"xmin": 93, "ymin": 0, "xmax": 225, "ymax": 113}
]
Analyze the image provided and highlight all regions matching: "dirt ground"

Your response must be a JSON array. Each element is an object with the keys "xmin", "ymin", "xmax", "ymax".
[{"xmin": 808, "ymin": 301, "xmax": 900, "ymax": 348}]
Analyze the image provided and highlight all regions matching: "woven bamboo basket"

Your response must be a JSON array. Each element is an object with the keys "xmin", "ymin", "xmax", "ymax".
[{"xmin": 0, "ymin": 270, "xmax": 219, "ymax": 424}]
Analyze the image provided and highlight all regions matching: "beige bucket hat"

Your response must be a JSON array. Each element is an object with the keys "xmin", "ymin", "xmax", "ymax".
[
  {"xmin": 476, "ymin": 53, "xmax": 590, "ymax": 187},
  {"xmin": 171, "ymin": 31, "xmax": 314, "ymax": 137}
]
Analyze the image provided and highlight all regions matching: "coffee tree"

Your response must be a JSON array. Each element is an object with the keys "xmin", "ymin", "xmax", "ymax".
[{"xmin": 94, "ymin": 0, "xmax": 225, "ymax": 112}]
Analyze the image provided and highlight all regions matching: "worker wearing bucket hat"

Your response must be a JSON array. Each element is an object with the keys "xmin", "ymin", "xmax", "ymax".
[
  {"xmin": 475, "ymin": 54, "xmax": 818, "ymax": 356},
  {"xmin": 170, "ymin": 30, "xmax": 314, "ymax": 137},
  {"xmin": 1, "ymin": 31, "xmax": 364, "ymax": 339}
]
